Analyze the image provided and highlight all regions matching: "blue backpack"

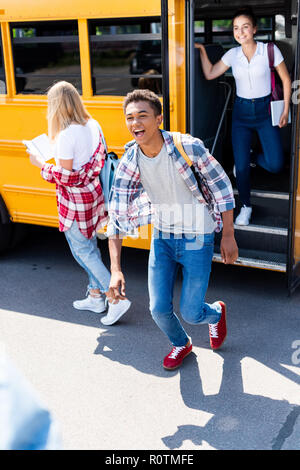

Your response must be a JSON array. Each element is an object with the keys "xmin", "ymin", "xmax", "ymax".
[
  {"xmin": 97, "ymin": 126, "xmax": 119, "ymax": 208},
  {"xmin": 100, "ymin": 150, "xmax": 119, "ymax": 209}
]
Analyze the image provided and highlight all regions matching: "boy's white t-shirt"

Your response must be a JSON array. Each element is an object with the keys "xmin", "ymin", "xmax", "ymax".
[
  {"xmin": 138, "ymin": 144, "xmax": 216, "ymax": 234},
  {"xmin": 54, "ymin": 118, "xmax": 105, "ymax": 170}
]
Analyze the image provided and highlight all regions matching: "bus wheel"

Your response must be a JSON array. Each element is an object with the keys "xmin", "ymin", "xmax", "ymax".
[
  {"xmin": 0, "ymin": 222, "xmax": 29, "ymax": 254},
  {"xmin": 0, "ymin": 221, "xmax": 14, "ymax": 253},
  {"xmin": 0, "ymin": 195, "xmax": 28, "ymax": 253}
]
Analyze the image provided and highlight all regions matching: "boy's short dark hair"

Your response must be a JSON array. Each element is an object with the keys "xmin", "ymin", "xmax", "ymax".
[{"xmin": 123, "ymin": 89, "xmax": 162, "ymax": 116}]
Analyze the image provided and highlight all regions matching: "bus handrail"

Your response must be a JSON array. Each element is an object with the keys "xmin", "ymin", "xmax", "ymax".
[{"xmin": 211, "ymin": 80, "xmax": 232, "ymax": 155}]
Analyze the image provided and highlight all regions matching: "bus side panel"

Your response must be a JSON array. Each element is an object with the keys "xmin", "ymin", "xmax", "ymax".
[
  {"xmin": 0, "ymin": 0, "xmax": 161, "ymax": 22},
  {"xmin": 0, "ymin": 101, "xmax": 59, "ymax": 226}
]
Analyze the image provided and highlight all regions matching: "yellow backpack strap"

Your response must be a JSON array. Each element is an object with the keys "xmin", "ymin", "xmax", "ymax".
[
  {"xmin": 172, "ymin": 132, "xmax": 209, "ymax": 204},
  {"xmin": 172, "ymin": 132, "xmax": 193, "ymax": 167}
]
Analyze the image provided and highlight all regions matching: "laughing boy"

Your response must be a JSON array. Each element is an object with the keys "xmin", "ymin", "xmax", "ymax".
[{"xmin": 105, "ymin": 89, "xmax": 238, "ymax": 370}]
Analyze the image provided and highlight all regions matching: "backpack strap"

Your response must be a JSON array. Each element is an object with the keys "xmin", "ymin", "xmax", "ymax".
[
  {"xmin": 172, "ymin": 131, "xmax": 193, "ymax": 166},
  {"xmin": 267, "ymin": 42, "xmax": 275, "ymax": 68},
  {"xmin": 172, "ymin": 131, "xmax": 211, "ymax": 204},
  {"xmin": 267, "ymin": 42, "xmax": 276, "ymax": 95}
]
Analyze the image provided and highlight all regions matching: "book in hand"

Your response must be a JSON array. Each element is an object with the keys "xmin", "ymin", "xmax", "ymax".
[
  {"xmin": 270, "ymin": 100, "xmax": 291, "ymax": 126},
  {"xmin": 22, "ymin": 134, "xmax": 54, "ymax": 162}
]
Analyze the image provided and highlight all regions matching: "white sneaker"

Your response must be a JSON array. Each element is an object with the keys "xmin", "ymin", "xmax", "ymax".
[
  {"xmin": 100, "ymin": 299, "xmax": 131, "ymax": 326},
  {"xmin": 73, "ymin": 295, "xmax": 107, "ymax": 313},
  {"xmin": 235, "ymin": 205, "xmax": 252, "ymax": 226}
]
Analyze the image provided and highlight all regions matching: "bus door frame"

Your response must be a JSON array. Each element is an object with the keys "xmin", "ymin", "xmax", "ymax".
[
  {"xmin": 185, "ymin": 0, "xmax": 194, "ymax": 135},
  {"xmin": 161, "ymin": 0, "xmax": 170, "ymax": 131},
  {"xmin": 288, "ymin": 0, "xmax": 300, "ymax": 294}
]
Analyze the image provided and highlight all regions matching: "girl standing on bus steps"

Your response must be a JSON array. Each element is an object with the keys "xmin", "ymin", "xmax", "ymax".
[
  {"xmin": 28, "ymin": 81, "xmax": 131, "ymax": 325},
  {"xmin": 195, "ymin": 6, "xmax": 291, "ymax": 226}
]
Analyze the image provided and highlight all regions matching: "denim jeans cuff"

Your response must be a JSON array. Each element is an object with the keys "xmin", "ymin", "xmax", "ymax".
[
  {"xmin": 87, "ymin": 285, "xmax": 103, "ymax": 296},
  {"xmin": 88, "ymin": 285, "xmax": 110, "ymax": 294}
]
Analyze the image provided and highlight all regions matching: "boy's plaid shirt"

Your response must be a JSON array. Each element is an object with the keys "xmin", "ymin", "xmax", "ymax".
[
  {"xmin": 107, "ymin": 130, "xmax": 235, "ymax": 237},
  {"xmin": 41, "ymin": 136, "xmax": 108, "ymax": 239}
]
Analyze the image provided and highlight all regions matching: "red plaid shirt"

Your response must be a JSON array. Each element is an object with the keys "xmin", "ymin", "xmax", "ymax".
[{"xmin": 41, "ymin": 136, "xmax": 108, "ymax": 239}]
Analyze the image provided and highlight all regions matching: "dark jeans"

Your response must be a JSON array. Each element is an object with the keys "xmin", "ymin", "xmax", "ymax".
[{"xmin": 232, "ymin": 95, "xmax": 284, "ymax": 207}]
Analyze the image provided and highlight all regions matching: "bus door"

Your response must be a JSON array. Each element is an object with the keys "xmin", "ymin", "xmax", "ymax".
[
  {"xmin": 186, "ymin": 0, "xmax": 299, "ymax": 280},
  {"xmin": 287, "ymin": 0, "xmax": 300, "ymax": 294}
]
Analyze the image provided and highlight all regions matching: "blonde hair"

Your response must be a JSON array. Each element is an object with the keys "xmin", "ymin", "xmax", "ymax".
[{"xmin": 47, "ymin": 81, "xmax": 91, "ymax": 141}]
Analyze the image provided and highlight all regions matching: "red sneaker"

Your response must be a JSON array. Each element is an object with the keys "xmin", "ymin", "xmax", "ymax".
[
  {"xmin": 209, "ymin": 301, "xmax": 227, "ymax": 350},
  {"xmin": 163, "ymin": 342, "xmax": 192, "ymax": 370}
]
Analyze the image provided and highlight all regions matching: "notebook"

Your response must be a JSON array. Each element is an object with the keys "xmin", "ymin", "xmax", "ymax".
[
  {"xmin": 22, "ymin": 134, "xmax": 54, "ymax": 162},
  {"xmin": 270, "ymin": 100, "xmax": 291, "ymax": 127}
]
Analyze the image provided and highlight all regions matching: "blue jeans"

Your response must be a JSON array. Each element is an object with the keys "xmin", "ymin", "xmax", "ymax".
[
  {"xmin": 65, "ymin": 221, "xmax": 110, "ymax": 293},
  {"xmin": 232, "ymin": 95, "xmax": 284, "ymax": 207},
  {"xmin": 148, "ymin": 230, "xmax": 221, "ymax": 347}
]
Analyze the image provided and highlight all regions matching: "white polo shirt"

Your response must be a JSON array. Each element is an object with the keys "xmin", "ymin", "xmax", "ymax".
[{"xmin": 221, "ymin": 41, "xmax": 284, "ymax": 99}]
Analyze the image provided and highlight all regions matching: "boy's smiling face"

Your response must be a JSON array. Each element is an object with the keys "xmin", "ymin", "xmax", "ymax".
[{"xmin": 125, "ymin": 100, "xmax": 163, "ymax": 147}]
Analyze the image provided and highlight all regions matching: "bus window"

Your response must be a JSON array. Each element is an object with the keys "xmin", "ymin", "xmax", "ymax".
[
  {"xmin": 194, "ymin": 20, "xmax": 205, "ymax": 44},
  {"xmin": 89, "ymin": 18, "xmax": 162, "ymax": 96},
  {"xmin": 195, "ymin": 16, "xmax": 275, "ymax": 52},
  {"xmin": 10, "ymin": 21, "xmax": 81, "ymax": 95},
  {"xmin": 0, "ymin": 30, "xmax": 6, "ymax": 94},
  {"xmin": 255, "ymin": 17, "xmax": 273, "ymax": 40},
  {"xmin": 211, "ymin": 17, "xmax": 274, "ymax": 48}
]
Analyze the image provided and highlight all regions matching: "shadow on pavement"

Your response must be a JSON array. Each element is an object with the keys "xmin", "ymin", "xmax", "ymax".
[{"xmin": 1, "ymin": 225, "xmax": 300, "ymax": 449}]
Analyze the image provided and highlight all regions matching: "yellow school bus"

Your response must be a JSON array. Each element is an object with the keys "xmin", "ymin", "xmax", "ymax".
[{"xmin": 0, "ymin": 0, "xmax": 300, "ymax": 292}]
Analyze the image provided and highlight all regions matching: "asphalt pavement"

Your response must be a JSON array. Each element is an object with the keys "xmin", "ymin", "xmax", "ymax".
[{"xmin": 0, "ymin": 224, "xmax": 300, "ymax": 450}]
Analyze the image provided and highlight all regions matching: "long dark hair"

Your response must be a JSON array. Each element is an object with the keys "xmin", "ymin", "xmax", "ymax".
[{"xmin": 232, "ymin": 6, "xmax": 257, "ymax": 27}]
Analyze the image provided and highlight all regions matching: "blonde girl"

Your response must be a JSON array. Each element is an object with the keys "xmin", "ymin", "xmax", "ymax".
[{"xmin": 29, "ymin": 81, "xmax": 131, "ymax": 326}]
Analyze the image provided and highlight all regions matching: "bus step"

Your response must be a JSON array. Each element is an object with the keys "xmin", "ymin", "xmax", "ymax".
[
  {"xmin": 233, "ymin": 192, "xmax": 289, "ymax": 227},
  {"xmin": 233, "ymin": 189, "xmax": 289, "ymax": 201},
  {"xmin": 234, "ymin": 223, "xmax": 287, "ymax": 236},
  {"xmin": 215, "ymin": 223, "xmax": 287, "ymax": 254},
  {"xmin": 213, "ymin": 249, "xmax": 286, "ymax": 272}
]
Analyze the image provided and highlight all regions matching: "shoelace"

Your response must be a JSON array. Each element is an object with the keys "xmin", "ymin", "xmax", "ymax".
[
  {"xmin": 209, "ymin": 323, "xmax": 219, "ymax": 338},
  {"xmin": 168, "ymin": 346, "xmax": 186, "ymax": 359}
]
